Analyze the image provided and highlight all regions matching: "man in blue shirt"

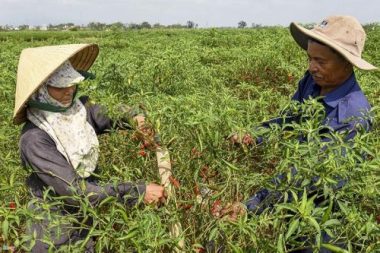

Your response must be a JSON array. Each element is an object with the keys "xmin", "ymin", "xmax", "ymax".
[
  {"xmin": 287, "ymin": 15, "xmax": 376, "ymax": 136},
  {"xmin": 229, "ymin": 15, "xmax": 377, "ymax": 252},
  {"xmin": 245, "ymin": 70, "xmax": 372, "ymax": 213},
  {"xmin": 258, "ymin": 70, "xmax": 372, "ymax": 142},
  {"xmin": 233, "ymin": 16, "xmax": 376, "ymax": 146}
]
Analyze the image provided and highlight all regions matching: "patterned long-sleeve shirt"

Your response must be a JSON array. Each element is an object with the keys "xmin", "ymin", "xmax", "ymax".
[{"xmin": 20, "ymin": 96, "xmax": 146, "ymax": 207}]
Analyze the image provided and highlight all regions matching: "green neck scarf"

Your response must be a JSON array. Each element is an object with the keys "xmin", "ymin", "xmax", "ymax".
[{"xmin": 28, "ymin": 89, "xmax": 78, "ymax": 112}]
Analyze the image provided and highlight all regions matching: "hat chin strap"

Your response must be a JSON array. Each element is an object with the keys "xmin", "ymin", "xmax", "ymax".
[{"xmin": 27, "ymin": 89, "xmax": 78, "ymax": 113}]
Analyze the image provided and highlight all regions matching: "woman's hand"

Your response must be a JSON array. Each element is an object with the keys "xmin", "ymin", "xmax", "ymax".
[
  {"xmin": 144, "ymin": 183, "xmax": 167, "ymax": 205},
  {"xmin": 133, "ymin": 115, "xmax": 156, "ymax": 149},
  {"xmin": 133, "ymin": 115, "xmax": 146, "ymax": 129}
]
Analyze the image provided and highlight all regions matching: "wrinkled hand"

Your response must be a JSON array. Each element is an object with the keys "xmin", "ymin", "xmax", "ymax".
[
  {"xmin": 133, "ymin": 115, "xmax": 146, "ymax": 129},
  {"xmin": 144, "ymin": 183, "xmax": 167, "ymax": 205},
  {"xmin": 221, "ymin": 202, "xmax": 246, "ymax": 221},
  {"xmin": 229, "ymin": 133, "xmax": 254, "ymax": 146},
  {"xmin": 211, "ymin": 201, "xmax": 246, "ymax": 221}
]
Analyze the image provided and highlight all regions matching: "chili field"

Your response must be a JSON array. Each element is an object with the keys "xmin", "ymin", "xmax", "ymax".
[{"xmin": 0, "ymin": 27, "xmax": 379, "ymax": 252}]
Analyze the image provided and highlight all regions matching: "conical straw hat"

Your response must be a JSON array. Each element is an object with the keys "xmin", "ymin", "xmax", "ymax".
[{"xmin": 13, "ymin": 44, "xmax": 99, "ymax": 125}]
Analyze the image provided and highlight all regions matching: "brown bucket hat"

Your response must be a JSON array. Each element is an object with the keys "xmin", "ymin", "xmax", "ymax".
[
  {"xmin": 290, "ymin": 15, "xmax": 377, "ymax": 71},
  {"xmin": 13, "ymin": 44, "xmax": 99, "ymax": 125}
]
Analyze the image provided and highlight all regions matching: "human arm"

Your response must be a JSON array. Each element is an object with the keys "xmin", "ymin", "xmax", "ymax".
[
  {"xmin": 20, "ymin": 128, "xmax": 164, "ymax": 206},
  {"xmin": 81, "ymin": 96, "xmax": 146, "ymax": 134},
  {"xmin": 230, "ymin": 73, "xmax": 311, "ymax": 145}
]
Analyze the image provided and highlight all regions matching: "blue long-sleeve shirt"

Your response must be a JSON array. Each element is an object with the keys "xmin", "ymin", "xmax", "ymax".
[
  {"xmin": 247, "ymin": 71, "xmax": 372, "ymax": 214},
  {"xmin": 260, "ymin": 71, "xmax": 371, "ymax": 140}
]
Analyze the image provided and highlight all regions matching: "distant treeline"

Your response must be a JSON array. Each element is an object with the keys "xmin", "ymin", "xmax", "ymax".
[
  {"xmin": 0, "ymin": 21, "xmax": 272, "ymax": 31},
  {"xmin": 0, "ymin": 20, "xmax": 378, "ymax": 31}
]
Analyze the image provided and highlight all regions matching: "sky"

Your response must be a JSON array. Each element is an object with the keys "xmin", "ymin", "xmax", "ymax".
[{"xmin": 0, "ymin": 0, "xmax": 379, "ymax": 28}]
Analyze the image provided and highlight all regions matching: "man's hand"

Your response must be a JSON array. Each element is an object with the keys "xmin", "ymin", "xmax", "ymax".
[
  {"xmin": 144, "ymin": 183, "xmax": 167, "ymax": 205},
  {"xmin": 211, "ymin": 200, "xmax": 246, "ymax": 221},
  {"xmin": 220, "ymin": 202, "xmax": 246, "ymax": 221},
  {"xmin": 229, "ymin": 133, "xmax": 254, "ymax": 146}
]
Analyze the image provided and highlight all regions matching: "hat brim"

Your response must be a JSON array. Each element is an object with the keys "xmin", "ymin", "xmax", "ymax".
[
  {"xmin": 13, "ymin": 44, "xmax": 99, "ymax": 125},
  {"xmin": 290, "ymin": 22, "xmax": 377, "ymax": 71}
]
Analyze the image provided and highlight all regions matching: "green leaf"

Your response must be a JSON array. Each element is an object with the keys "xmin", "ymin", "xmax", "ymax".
[
  {"xmin": 321, "ymin": 195, "xmax": 333, "ymax": 224},
  {"xmin": 337, "ymin": 201, "xmax": 349, "ymax": 215},
  {"xmin": 117, "ymin": 229, "xmax": 139, "ymax": 241},
  {"xmin": 277, "ymin": 233, "xmax": 285, "ymax": 253},
  {"xmin": 99, "ymin": 196, "xmax": 115, "ymax": 207},
  {"xmin": 290, "ymin": 190, "xmax": 298, "ymax": 203},
  {"xmin": 325, "ymin": 177, "xmax": 338, "ymax": 184},
  {"xmin": 307, "ymin": 217, "xmax": 321, "ymax": 234},
  {"xmin": 9, "ymin": 171, "xmax": 15, "ymax": 187},
  {"xmin": 208, "ymin": 227, "xmax": 219, "ymax": 241},
  {"xmin": 276, "ymin": 203, "xmax": 298, "ymax": 213},
  {"xmin": 228, "ymin": 242, "xmax": 243, "ymax": 253},
  {"xmin": 305, "ymin": 194, "xmax": 317, "ymax": 215},
  {"xmin": 299, "ymin": 188, "xmax": 307, "ymax": 214},
  {"xmin": 2, "ymin": 219, "xmax": 9, "ymax": 240},
  {"xmin": 115, "ymin": 209, "xmax": 129, "ymax": 223},
  {"xmin": 323, "ymin": 219, "xmax": 341, "ymax": 227},
  {"xmin": 324, "ymin": 228, "xmax": 334, "ymax": 238},
  {"xmin": 321, "ymin": 243, "xmax": 349, "ymax": 253},
  {"xmin": 285, "ymin": 218, "xmax": 299, "ymax": 240},
  {"xmin": 222, "ymin": 159, "xmax": 241, "ymax": 171},
  {"xmin": 347, "ymin": 241, "xmax": 352, "ymax": 253}
]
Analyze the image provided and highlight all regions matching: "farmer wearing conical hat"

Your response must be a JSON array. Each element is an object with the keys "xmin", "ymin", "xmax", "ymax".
[
  {"xmin": 228, "ymin": 16, "xmax": 377, "ymax": 252},
  {"xmin": 14, "ymin": 44, "xmax": 166, "ymax": 252}
]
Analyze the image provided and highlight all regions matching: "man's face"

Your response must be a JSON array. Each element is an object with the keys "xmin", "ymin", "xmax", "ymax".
[{"xmin": 307, "ymin": 40, "xmax": 351, "ymax": 91}]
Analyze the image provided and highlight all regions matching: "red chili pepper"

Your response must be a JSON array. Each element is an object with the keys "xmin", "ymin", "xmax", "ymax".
[
  {"xmin": 191, "ymin": 147, "xmax": 202, "ymax": 158},
  {"xmin": 143, "ymin": 140, "xmax": 149, "ymax": 148},
  {"xmin": 180, "ymin": 204, "xmax": 193, "ymax": 210},
  {"xmin": 200, "ymin": 165, "xmax": 209, "ymax": 180},
  {"xmin": 211, "ymin": 199, "xmax": 223, "ymax": 217},
  {"xmin": 9, "ymin": 202, "xmax": 16, "ymax": 210},
  {"xmin": 169, "ymin": 175, "xmax": 180, "ymax": 188},
  {"xmin": 138, "ymin": 150, "xmax": 147, "ymax": 157},
  {"xmin": 193, "ymin": 184, "xmax": 200, "ymax": 195}
]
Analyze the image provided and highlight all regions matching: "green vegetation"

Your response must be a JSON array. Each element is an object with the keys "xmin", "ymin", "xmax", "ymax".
[{"xmin": 0, "ymin": 27, "xmax": 379, "ymax": 252}]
